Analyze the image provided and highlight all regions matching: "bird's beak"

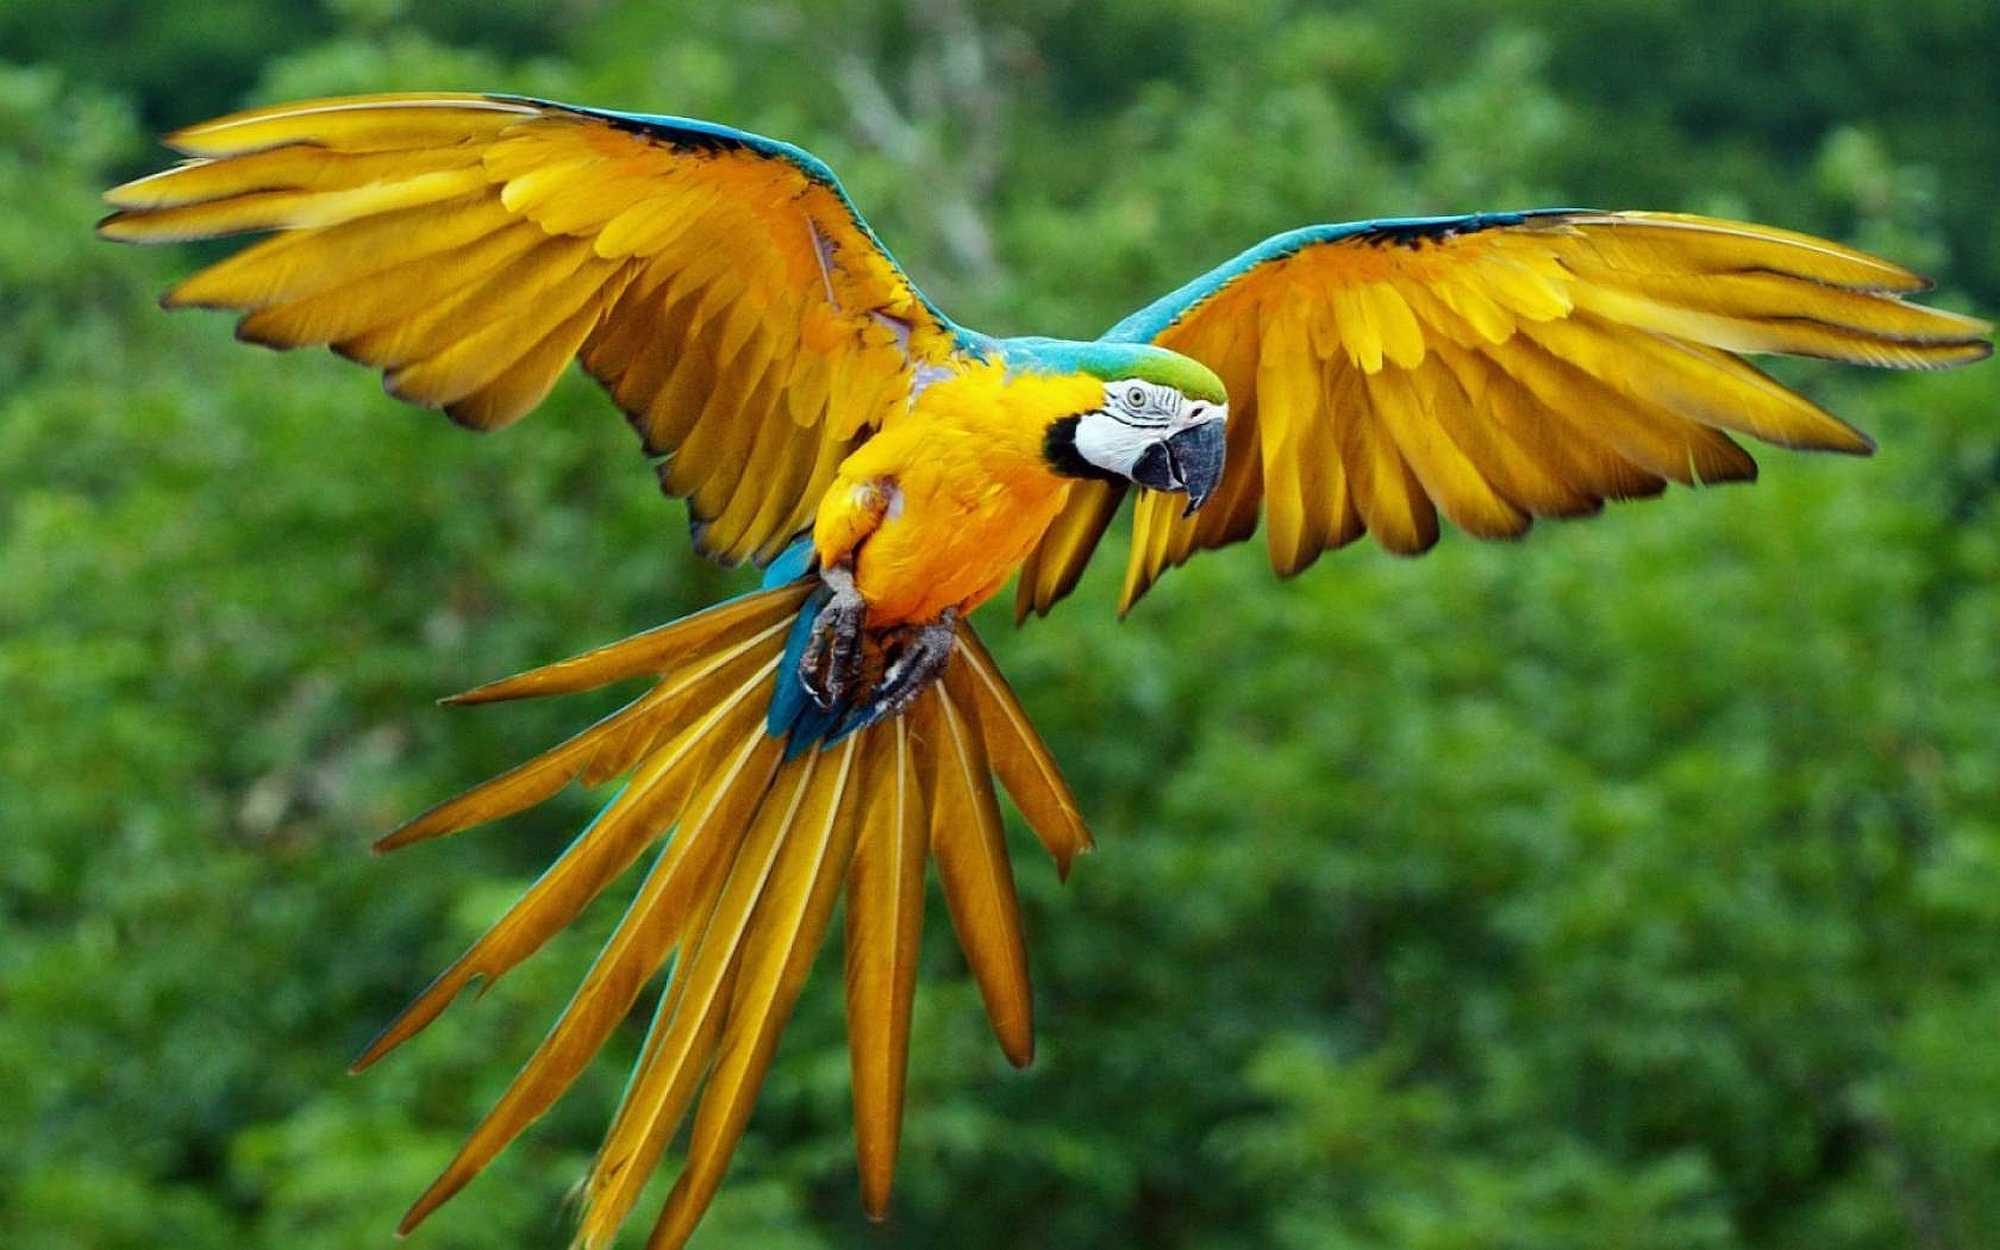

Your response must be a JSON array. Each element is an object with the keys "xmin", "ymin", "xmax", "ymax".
[{"xmin": 1132, "ymin": 412, "xmax": 1227, "ymax": 516}]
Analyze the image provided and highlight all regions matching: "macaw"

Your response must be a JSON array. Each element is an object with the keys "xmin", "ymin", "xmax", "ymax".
[{"xmin": 102, "ymin": 92, "xmax": 1990, "ymax": 1248}]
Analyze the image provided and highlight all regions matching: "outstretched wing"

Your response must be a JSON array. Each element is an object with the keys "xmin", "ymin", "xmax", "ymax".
[
  {"xmin": 101, "ymin": 92, "xmax": 968, "ymax": 566},
  {"xmin": 1016, "ymin": 210, "xmax": 1990, "ymax": 618}
]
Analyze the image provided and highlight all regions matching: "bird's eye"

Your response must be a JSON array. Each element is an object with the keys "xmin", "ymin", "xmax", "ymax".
[{"xmin": 1125, "ymin": 385, "xmax": 1148, "ymax": 409}]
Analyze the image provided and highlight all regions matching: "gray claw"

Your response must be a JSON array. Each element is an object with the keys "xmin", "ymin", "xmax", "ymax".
[
  {"xmin": 799, "ymin": 567, "xmax": 867, "ymax": 710},
  {"xmin": 870, "ymin": 609, "xmax": 957, "ymax": 720}
]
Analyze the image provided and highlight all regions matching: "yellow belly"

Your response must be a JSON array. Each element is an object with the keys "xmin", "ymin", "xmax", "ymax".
[
  {"xmin": 853, "ymin": 466, "xmax": 1072, "ymax": 624},
  {"xmin": 812, "ymin": 361, "xmax": 1100, "ymax": 627}
]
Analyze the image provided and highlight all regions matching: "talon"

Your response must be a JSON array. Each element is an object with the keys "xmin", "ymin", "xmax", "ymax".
[
  {"xmin": 799, "ymin": 566, "xmax": 867, "ymax": 710},
  {"xmin": 868, "ymin": 608, "xmax": 958, "ymax": 721}
]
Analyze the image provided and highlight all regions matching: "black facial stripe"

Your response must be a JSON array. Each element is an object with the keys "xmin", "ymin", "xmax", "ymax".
[
  {"xmin": 1112, "ymin": 400, "xmax": 1172, "ymax": 428},
  {"xmin": 1043, "ymin": 412, "xmax": 1127, "ymax": 484}
]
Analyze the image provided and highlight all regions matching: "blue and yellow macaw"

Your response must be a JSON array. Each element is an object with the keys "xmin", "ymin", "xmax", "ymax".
[{"xmin": 104, "ymin": 92, "xmax": 1990, "ymax": 1247}]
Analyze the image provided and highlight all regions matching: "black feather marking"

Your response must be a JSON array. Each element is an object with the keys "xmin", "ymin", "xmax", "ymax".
[
  {"xmin": 598, "ymin": 113, "xmax": 747, "ymax": 155},
  {"xmin": 1355, "ymin": 210, "xmax": 1546, "ymax": 250},
  {"xmin": 1043, "ymin": 413, "xmax": 1126, "ymax": 484}
]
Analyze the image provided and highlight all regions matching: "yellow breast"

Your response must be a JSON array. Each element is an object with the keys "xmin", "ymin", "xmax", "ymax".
[{"xmin": 816, "ymin": 361, "xmax": 1102, "ymax": 625}]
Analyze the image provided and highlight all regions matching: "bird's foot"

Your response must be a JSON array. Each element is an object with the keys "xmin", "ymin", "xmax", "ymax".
[
  {"xmin": 867, "ymin": 608, "xmax": 958, "ymax": 721},
  {"xmin": 799, "ymin": 566, "xmax": 867, "ymax": 710}
]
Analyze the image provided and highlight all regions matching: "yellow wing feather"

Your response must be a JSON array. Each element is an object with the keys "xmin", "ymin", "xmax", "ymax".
[
  {"xmin": 103, "ymin": 93, "xmax": 964, "ymax": 565},
  {"xmin": 1015, "ymin": 479, "xmax": 1125, "ymax": 620},
  {"xmin": 1048, "ymin": 211, "xmax": 1990, "ymax": 613}
]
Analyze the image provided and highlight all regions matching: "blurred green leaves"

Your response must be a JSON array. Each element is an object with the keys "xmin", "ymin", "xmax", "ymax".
[{"xmin": 4, "ymin": 2, "xmax": 1999, "ymax": 1248}]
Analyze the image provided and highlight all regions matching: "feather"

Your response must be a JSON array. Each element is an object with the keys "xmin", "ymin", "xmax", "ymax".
[
  {"xmin": 98, "ymin": 167, "xmax": 492, "ymax": 241},
  {"xmin": 1053, "ymin": 209, "xmax": 1981, "ymax": 613},
  {"xmin": 695, "ymin": 350, "xmax": 797, "ymax": 562},
  {"xmin": 596, "ymin": 181, "xmax": 726, "ymax": 260},
  {"xmin": 392, "ymin": 729, "xmax": 783, "ymax": 1233},
  {"xmin": 533, "ymin": 163, "xmax": 672, "ymax": 239},
  {"xmin": 782, "ymin": 345, "xmax": 835, "ymax": 429},
  {"xmin": 104, "ymin": 146, "xmax": 486, "ymax": 215},
  {"xmin": 166, "ymin": 92, "xmax": 535, "ymax": 157},
  {"xmin": 1117, "ymin": 489, "xmax": 1180, "ymax": 615},
  {"xmin": 843, "ymin": 718, "xmax": 928, "ymax": 1218},
  {"xmin": 569, "ymin": 750, "xmax": 823, "ymax": 1247},
  {"xmin": 112, "ymin": 91, "xmax": 961, "ymax": 571},
  {"xmin": 1569, "ymin": 275, "xmax": 1991, "ymax": 370},
  {"xmin": 737, "ymin": 413, "xmax": 836, "ymax": 566},
  {"xmin": 1315, "ymin": 358, "xmax": 1366, "ymax": 551},
  {"xmin": 1365, "ymin": 281, "xmax": 1429, "ymax": 369},
  {"xmin": 1423, "ymin": 341, "xmax": 1598, "ymax": 517},
  {"xmin": 354, "ymin": 234, "xmax": 600, "ymax": 372},
  {"xmin": 385, "ymin": 248, "xmax": 622, "ymax": 406},
  {"xmin": 580, "ymin": 953, "xmax": 736, "ymax": 1250},
  {"xmin": 497, "ymin": 154, "xmax": 607, "ymax": 217},
  {"xmin": 658, "ymin": 315, "xmax": 767, "ymax": 505},
  {"xmin": 1471, "ymin": 251, "xmax": 1574, "ymax": 322},
  {"xmin": 164, "ymin": 197, "xmax": 515, "ymax": 311},
  {"xmin": 768, "ymin": 418, "xmax": 863, "ymax": 554},
  {"xmin": 1257, "ymin": 306, "xmax": 1322, "ymax": 571},
  {"xmin": 1519, "ymin": 313, "xmax": 1874, "ymax": 454},
  {"xmin": 377, "ymin": 635, "xmax": 776, "ymax": 853},
  {"xmin": 1204, "ymin": 314, "xmax": 1269, "ymax": 517},
  {"xmin": 1555, "ymin": 211, "xmax": 1933, "ymax": 294},
  {"xmin": 1475, "ymin": 349, "xmax": 1667, "ymax": 503},
  {"xmin": 1482, "ymin": 332, "xmax": 1758, "ymax": 486},
  {"xmin": 357, "ymin": 669, "xmax": 779, "ymax": 1079},
  {"xmin": 445, "ymin": 585, "xmax": 807, "ymax": 705},
  {"xmin": 1330, "ymin": 282, "xmax": 1384, "ymax": 372},
  {"xmin": 1016, "ymin": 480, "xmax": 1125, "ymax": 621},
  {"xmin": 1350, "ymin": 372, "xmax": 1441, "ymax": 554},
  {"xmin": 925, "ymin": 684, "xmax": 1034, "ymax": 1067},
  {"xmin": 582, "ymin": 274, "xmax": 670, "ymax": 391},
  {"xmin": 337, "ymin": 592, "xmax": 1089, "ymax": 1249},
  {"xmin": 1382, "ymin": 359, "xmax": 1530, "ymax": 539},
  {"xmin": 640, "ymin": 322, "xmax": 722, "ymax": 456},
  {"xmin": 1359, "ymin": 362, "xmax": 1528, "ymax": 539},
  {"xmin": 951, "ymin": 631, "xmax": 1092, "ymax": 875},
  {"xmin": 1429, "ymin": 269, "xmax": 1518, "ymax": 343},
  {"xmin": 446, "ymin": 269, "xmax": 634, "ymax": 430},
  {"xmin": 245, "ymin": 222, "xmax": 553, "ymax": 357},
  {"xmin": 645, "ymin": 734, "xmax": 865, "ymax": 1250}
]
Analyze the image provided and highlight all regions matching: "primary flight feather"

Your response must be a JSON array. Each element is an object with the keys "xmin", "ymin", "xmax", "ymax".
[{"xmin": 102, "ymin": 91, "xmax": 1990, "ymax": 1248}]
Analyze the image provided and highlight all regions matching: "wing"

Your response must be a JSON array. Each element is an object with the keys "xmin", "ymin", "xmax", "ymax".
[
  {"xmin": 100, "ymin": 92, "xmax": 970, "ymax": 566},
  {"xmin": 1016, "ymin": 210, "xmax": 1991, "ymax": 618}
]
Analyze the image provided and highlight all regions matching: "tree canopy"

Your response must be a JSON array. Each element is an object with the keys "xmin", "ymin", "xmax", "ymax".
[{"xmin": 5, "ymin": 3, "xmax": 1998, "ymax": 1247}]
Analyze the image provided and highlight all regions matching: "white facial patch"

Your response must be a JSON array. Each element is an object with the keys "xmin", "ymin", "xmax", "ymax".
[
  {"xmin": 1072, "ymin": 407, "xmax": 1163, "ymax": 475},
  {"xmin": 1069, "ymin": 379, "xmax": 1226, "ymax": 478}
]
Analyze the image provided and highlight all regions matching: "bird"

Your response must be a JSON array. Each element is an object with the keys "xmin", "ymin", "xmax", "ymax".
[{"xmin": 100, "ymin": 91, "xmax": 1990, "ymax": 1249}]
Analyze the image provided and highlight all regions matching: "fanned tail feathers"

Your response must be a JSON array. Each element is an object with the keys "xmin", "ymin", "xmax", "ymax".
[{"xmin": 364, "ymin": 584, "xmax": 1089, "ymax": 1249}]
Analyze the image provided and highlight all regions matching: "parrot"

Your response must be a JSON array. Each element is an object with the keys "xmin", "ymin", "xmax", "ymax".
[{"xmin": 100, "ymin": 92, "xmax": 1991, "ymax": 1249}]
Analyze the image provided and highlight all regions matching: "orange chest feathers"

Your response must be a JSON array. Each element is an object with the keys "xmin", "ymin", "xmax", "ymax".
[{"xmin": 814, "ymin": 363, "xmax": 1102, "ymax": 625}]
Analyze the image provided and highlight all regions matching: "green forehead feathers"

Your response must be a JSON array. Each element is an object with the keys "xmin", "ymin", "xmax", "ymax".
[{"xmin": 997, "ymin": 337, "xmax": 1229, "ymax": 404}]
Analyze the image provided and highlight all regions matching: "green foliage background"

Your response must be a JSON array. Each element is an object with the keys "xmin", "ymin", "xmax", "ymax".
[{"xmin": 5, "ymin": 1, "xmax": 1998, "ymax": 1246}]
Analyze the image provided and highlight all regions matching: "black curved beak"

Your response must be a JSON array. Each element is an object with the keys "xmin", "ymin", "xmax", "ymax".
[{"xmin": 1132, "ymin": 417, "xmax": 1227, "ymax": 516}]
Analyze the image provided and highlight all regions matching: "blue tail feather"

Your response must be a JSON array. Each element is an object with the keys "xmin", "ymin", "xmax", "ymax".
[{"xmin": 761, "ymin": 535, "xmax": 816, "ymax": 590}]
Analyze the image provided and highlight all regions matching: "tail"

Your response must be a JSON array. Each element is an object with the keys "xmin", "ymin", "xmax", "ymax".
[{"xmin": 355, "ymin": 578, "xmax": 1093, "ymax": 1249}]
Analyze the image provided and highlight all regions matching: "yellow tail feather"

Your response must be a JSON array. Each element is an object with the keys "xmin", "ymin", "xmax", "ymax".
[{"xmin": 365, "ymin": 585, "xmax": 1089, "ymax": 1248}]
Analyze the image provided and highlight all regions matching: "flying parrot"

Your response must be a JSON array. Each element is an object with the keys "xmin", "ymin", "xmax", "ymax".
[{"xmin": 101, "ymin": 92, "xmax": 1991, "ymax": 1248}]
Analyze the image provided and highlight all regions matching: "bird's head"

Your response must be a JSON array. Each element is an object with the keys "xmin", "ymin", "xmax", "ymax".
[{"xmin": 1038, "ymin": 342, "xmax": 1229, "ymax": 516}]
